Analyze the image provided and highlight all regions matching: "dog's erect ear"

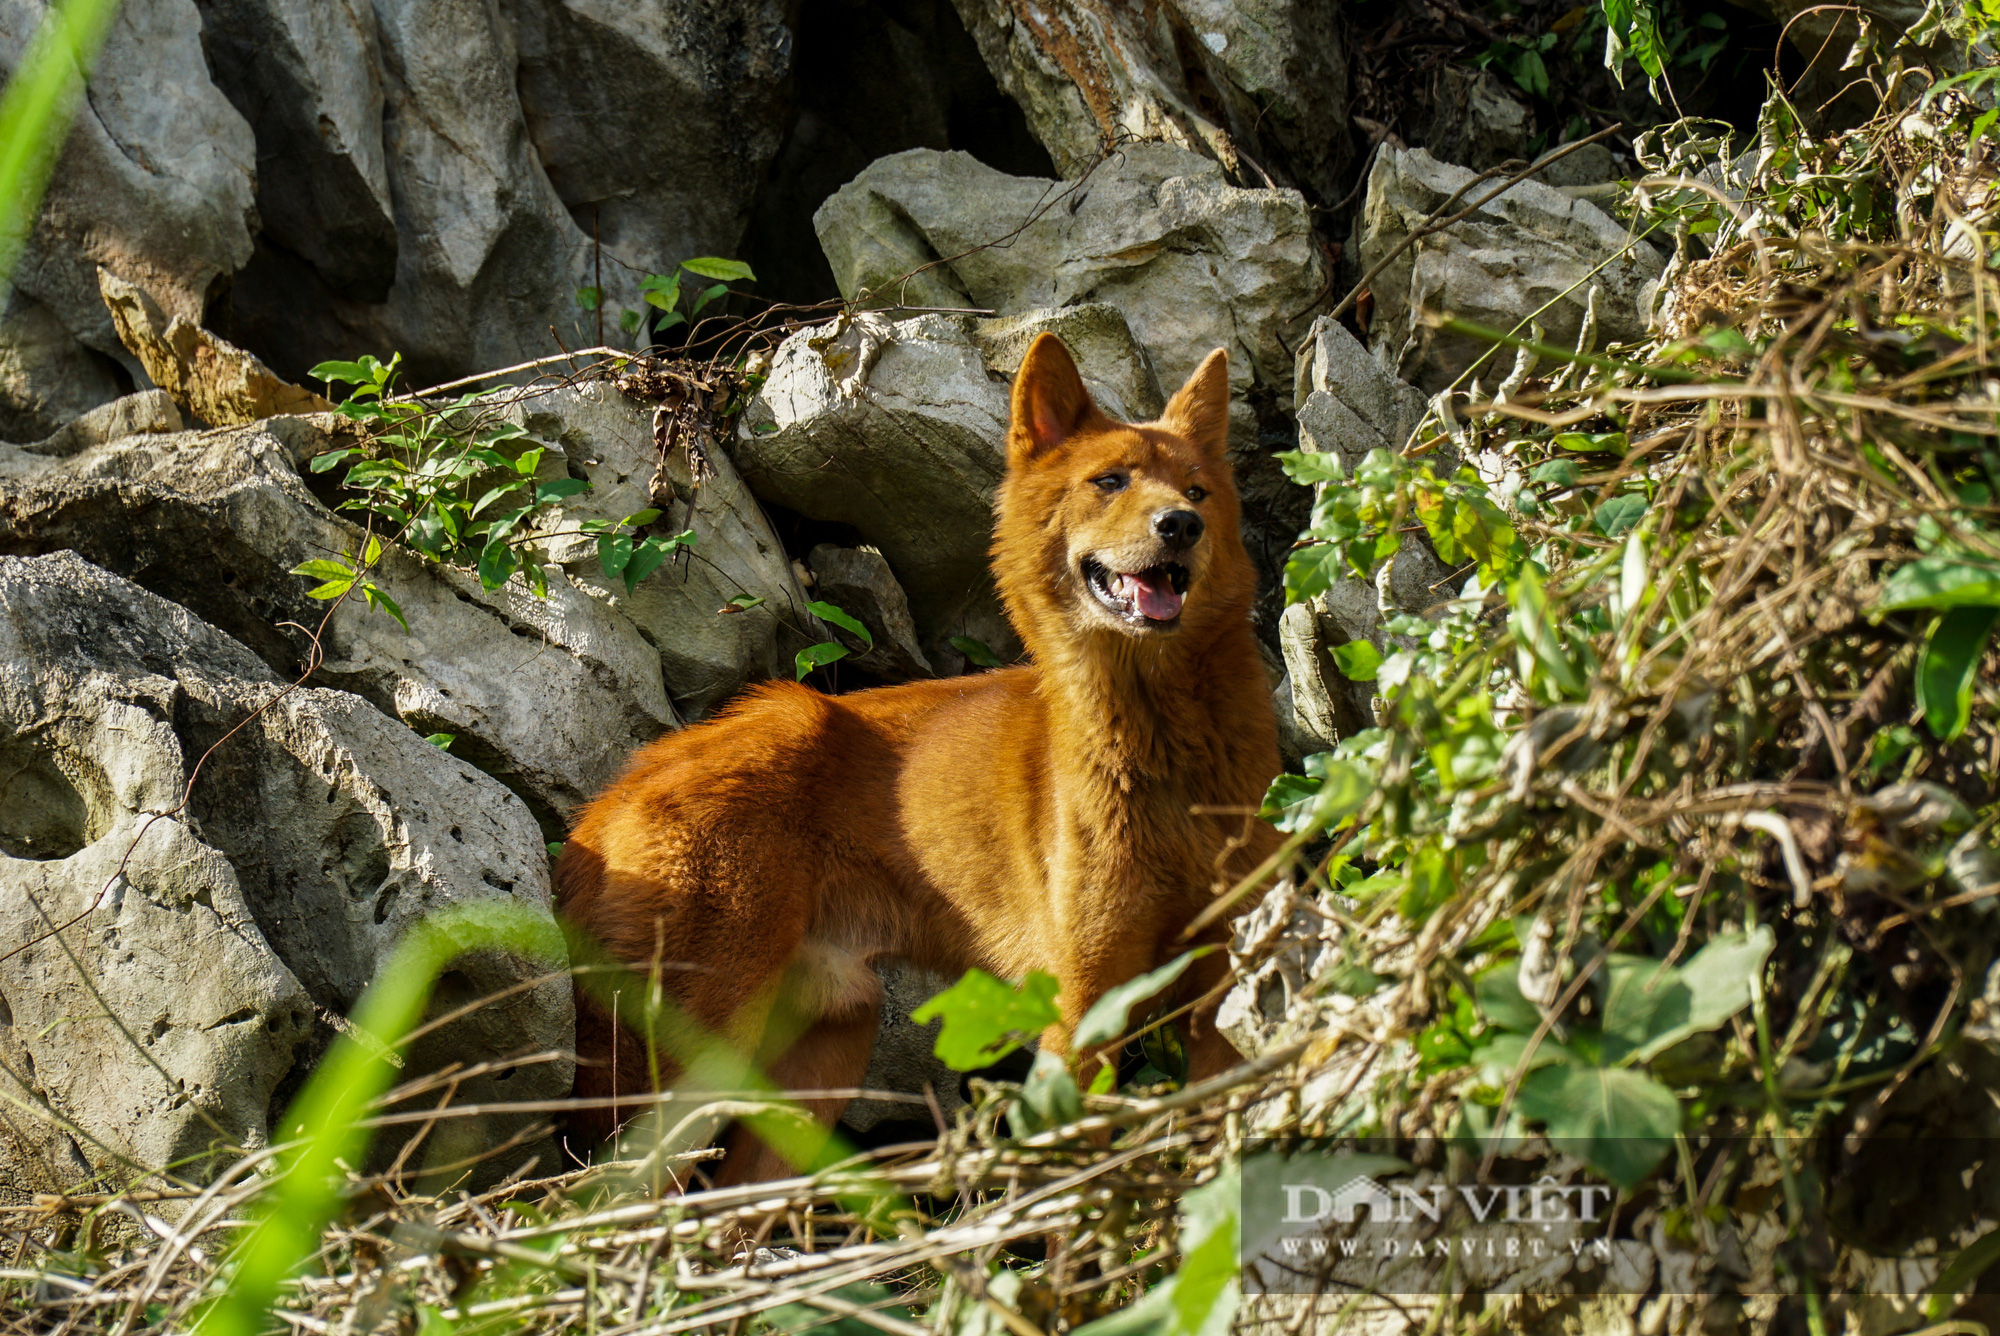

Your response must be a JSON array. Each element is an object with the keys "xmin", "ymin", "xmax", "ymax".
[
  {"xmin": 1009, "ymin": 333, "xmax": 1096, "ymax": 464},
  {"xmin": 1160, "ymin": 348, "xmax": 1230, "ymax": 457}
]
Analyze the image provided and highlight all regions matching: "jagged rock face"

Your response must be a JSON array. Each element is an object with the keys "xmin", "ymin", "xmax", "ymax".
[
  {"xmin": 945, "ymin": 0, "xmax": 1349, "ymax": 206},
  {"xmin": 0, "ymin": 0, "xmax": 258, "ymax": 394},
  {"xmin": 1279, "ymin": 318, "xmax": 1460, "ymax": 755},
  {"xmin": 0, "ymin": 418, "xmax": 676, "ymax": 836},
  {"xmin": 1356, "ymin": 146, "xmax": 1667, "ymax": 393},
  {"xmin": 98, "ymin": 269, "xmax": 331, "ymax": 427},
  {"xmin": 0, "ymin": 553, "xmax": 571, "ymax": 1197},
  {"xmin": 2, "ymin": 0, "xmax": 796, "ymax": 422},
  {"xmin": 204, "ymin": 0, "xmax": 794, "ymax": 388},
  {"xmin": 0, "ymin": 294, "xmax": 126, "ymax": 444},
  {"xmin": 501, "ymin": 381, "xmax": 819, "ymax": 719},
  {"xmin": 737, "ymin": 313, "xmax": 1012, "ymax": 652},
  {"xmin": 814, "ymin": 144, "xmax": 1322, "ymax": 438},
  {"xmin": 806, "ymin": 543, "xmax": 935, "ymax": 681}
]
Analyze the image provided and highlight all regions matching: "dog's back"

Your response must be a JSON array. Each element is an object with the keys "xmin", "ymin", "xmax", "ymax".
[{"xmin": 556, "ymin": 333, "xmax": 1280, "ymax": 1178}]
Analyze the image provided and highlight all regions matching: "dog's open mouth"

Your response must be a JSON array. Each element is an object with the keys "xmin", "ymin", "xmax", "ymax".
[{"xmin": 1082, "ymin": 557, "xmax": 1191, "ymax": 626}]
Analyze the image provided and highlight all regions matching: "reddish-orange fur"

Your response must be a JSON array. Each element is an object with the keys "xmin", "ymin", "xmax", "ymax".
[{"xmin": 555, "ymin": 334, "xmax": 1282, "ymax": 1181}]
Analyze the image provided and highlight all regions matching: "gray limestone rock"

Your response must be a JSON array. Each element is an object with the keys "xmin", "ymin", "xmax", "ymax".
[
  {"xmin": 812, "ymin": 144, "xmax": 1324, "ymax": 448},
  {"xmin": 1356, "ymin": 146, "xmax": 1666, "ymax": 392},
  {"xmin": 501, "ymin": 381, "xmax": 818, "ymax": 719},
  {"xmin": 844, "ymin": 963, "xmax": 966, "ymax": 1134},
  {"xmin": 199, "ymin": 0, "xmax": 795, "ymax": 388},
  {"xmin": 4, "ymin": 391, "xmax": 181, "ymax": 462},
  {"xmin": 4, "ymin": 0, "xmax": 259, "ymax": 336},
  {"xmin": 0, "ymin": 419, "xmax": 675, "ymax": 835},
  {"xmin": 1292, "ymin": 315, "xmax": 1430, "ymax": 470},
  {"xmin": 734, "ymin": 312, "xmax": 1013, "ymax": 651},
  {"xmin": 0, "ymin": 552, "xmax": 571, "ymax": 1198},
  {"xmin": 807, "ymin": 544, "xmax": 935, "ymax": 681},
  {"xmin": 970, "ymin": 303, "xmax": 1165, "ymax": 422},
  {"xmin": 945, "ymin": 0, "xmax": 1349, "ymax": 205}
]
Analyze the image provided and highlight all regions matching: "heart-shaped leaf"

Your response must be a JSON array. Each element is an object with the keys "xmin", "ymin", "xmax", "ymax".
[
  {"xmin": 911, "ymin": 969, "xmax": 1060, "ymax": 1071},
  {"xmin": 1514, "ymin": 1064, "xmax": 1679, "ymax": 1189}
]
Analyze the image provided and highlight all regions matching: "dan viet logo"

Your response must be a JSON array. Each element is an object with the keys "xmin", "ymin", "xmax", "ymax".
[
  {"xmin": 1239, "ymin": 1142, "xmax": 1632, "ymax": 1295},
  {"xmin": 1282, "ymin": 1173, "xmax": 1615, "ymax": 1229}
]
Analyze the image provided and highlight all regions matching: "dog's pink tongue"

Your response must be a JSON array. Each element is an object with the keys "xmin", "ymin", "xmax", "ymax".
[{"xmin": 1119, "ymin": 569, "xmax": 1183, "ymax": 620}]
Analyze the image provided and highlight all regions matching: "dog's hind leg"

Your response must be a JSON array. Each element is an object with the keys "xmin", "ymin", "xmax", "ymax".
[{"xmin": 711, "ymin": 1002, "xmax": 882, "ymax": 1186}]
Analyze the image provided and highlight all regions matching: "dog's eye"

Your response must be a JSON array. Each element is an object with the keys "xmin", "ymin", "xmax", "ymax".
[
  {"xmin": 1185, "ymin": 486, "xmax": 1208, "ymax": 502},
  {"xmin": 1090, "ymin": 473, "xmax": 1128, "ymax": 493}
]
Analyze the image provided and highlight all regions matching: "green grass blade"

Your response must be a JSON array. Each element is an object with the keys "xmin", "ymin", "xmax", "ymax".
[{"xmin": 0, "ymin": 0, "xmax": 124, "ymax": 290}]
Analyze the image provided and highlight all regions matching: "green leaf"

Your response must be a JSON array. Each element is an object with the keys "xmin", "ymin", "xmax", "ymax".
[
  {"xmin": 1529, "ymin": 458, "xmax": 1580, "ymax": 486},
  {"xmin": 1553, "ymin": 430, "xmax": 1629, "ymax": 454},
  {"xmin": 1509, "ymin": 564, "xmax": 1585, "ymax": 697},
  {"xmin": 1170, "ymin": 1196, "xmax": 1239, "ymax": 1336},
  {"xmin": 949, "ymin": 635, "xmax": 1002, "ymax": 667},
  {"xmin": 534, "ymin": 478, "xmax": 590, "ymax": 504},
  {"xmin": 1257, "ymin": 754, "xmax": 1372, "ymax": 834},
  {"xmin": 512, "ymin": 447, "xmax": 545, "ymax": 477},
  {"xmin": 1927, "ymin": 1223, "xmax": 2000, "ymax": 1319},
  {"xmin": 1515, "ymin": 1064, "xmax": 1678, "ymax": 1190},
  {"xmin": 795, "ymin": 640, "xmax": 849, "ymax": 679},
  {"xmin": 308, "ymin": 359, "xmax": 373, "ymax": 387},
  {"xmin": 361, "ymin": 583, "xmax": 409, "ymax": 632},
  {"xmin": 1918, "ymin": 606, "xmax": 2000, "ymax": 740},
  {"xmin": 1284, "ymin": 543, "xmax": 1347, "ymax": 604},
  {"xmin": 598, "ymin": 532, "xmax": 634, "ymax": 579},
  {"xmin": 1473, "ymin": 966, "xmax": 1545, "ymax": 1034},
  {"xmin": 1597, "ymin": 955, "xmax": 1694, "ymax": 1065},
  {"xmin": 574, "ymin": 285, "xmax": 602, "ymax": 311},
  {"xmin": 1259, "ymin": 773, "xmax": 1321, "ymax": 832},
  {"xmin": 720, "ymin": 593, "xmax": 766, "ymax": 613},
  {"xmin": 1876, "ymin": 555, "xmax": 2000, "ymax": 612},
  {"xmin": 1010, "ymin": 1049, "xmax": 1082, "ymax": 1135},
  {"xmin": 623, "ymin": 532, "xmax": 692, "ymax": 591},
  {"xmin": 1273, "ymin": 449, "xmax": 1346, "ymax": 485},
  {"xmin": 308, "ymin": 448, "xmax": 355, "ymax": 474},
  {"xmin": 303, "ymin": 577, "xmax": 355, "ymax": 601},
  {"xmin": 619, "ymin": 308, "xmax": 642, "ymax": 335},
  {"xmin": 1332, "ymin": 640, "xmax": 1381, "ymax": 681},
  {"xmin": 809, "ymin": 600, "xmax": 874, "ymax": 651},
  {"xmin": 653, "ymin": 310, "xmax": 687, "ymax": 333},
  {"xmin": 618, "ymin": 508, "xmax": 662, "ymax": 528},
  {"xmin": 639, "ymin": 270, "xmax": 682, "ymax": 311},
  {"xmin": 1474, "ymin": 1031, "xmax": 1574, "ymax": 1085},
  {"xmin": 291, "ymin": 559, "xmax": 356, "ymax": 583},
  {"xmin": 679, "ymin": 256, "xmax": 755, "ymax": 282},
  {"xmin": 422, "ymin": 733, "xmax": 456, "ymax": 749},
  {"xmin": 1074, "ymin": 949, "xmax": 1211, "ymax": 1051},
  {"xmin": 478, "ymin": 539, "xmax": 519, "ymax": 591},
  {"xmin": 1593, "ymin": 493, "xmax": 1648, "ymax": 538},
  {"xmin": 1650, "ymin": 927, "xmax": 1774, "ymax": 1057},
  {"xmin": 471, "ymin": 481, "xmax": 528, "ymax": 517},
  {"xmin": 691, "ymin": 281, "xmax": 729, "ymax": 315},
  {"xmin": 911, "ymin": 968, "xmax": 1061, "ymax": 1071}
]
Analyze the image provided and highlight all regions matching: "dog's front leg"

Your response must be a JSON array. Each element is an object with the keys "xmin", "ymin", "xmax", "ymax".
[
  {"xmin": 1178, "ymin": 940, "xmax": 1247, "ymax": 1081},
  {"xmin": 1043, "ymin": 921, "xmax": 1166, "ymax": 1081}
]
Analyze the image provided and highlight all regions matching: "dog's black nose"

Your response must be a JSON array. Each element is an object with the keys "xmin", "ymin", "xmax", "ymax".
[{"xmin": 1153, "ymin": 508, "xmax": 1205, "ymax": 549}]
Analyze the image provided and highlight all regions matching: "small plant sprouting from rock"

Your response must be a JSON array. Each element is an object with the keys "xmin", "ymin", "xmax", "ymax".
[
  {"xmin": 796, "ymin": 599, "xmax": 872, "ymax": 679},
  {"xmin": 574, "ymin": 255, "xmax": 756, "ymax": 345},
  {"xmin": 292, "ymin": 352, "xmax": 689, "ymax": 624}
]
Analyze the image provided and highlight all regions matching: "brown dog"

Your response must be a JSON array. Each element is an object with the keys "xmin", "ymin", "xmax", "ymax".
[{"xmin": 555, "ymin": 333, "xmax": 1282, "ymax": 1182}]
